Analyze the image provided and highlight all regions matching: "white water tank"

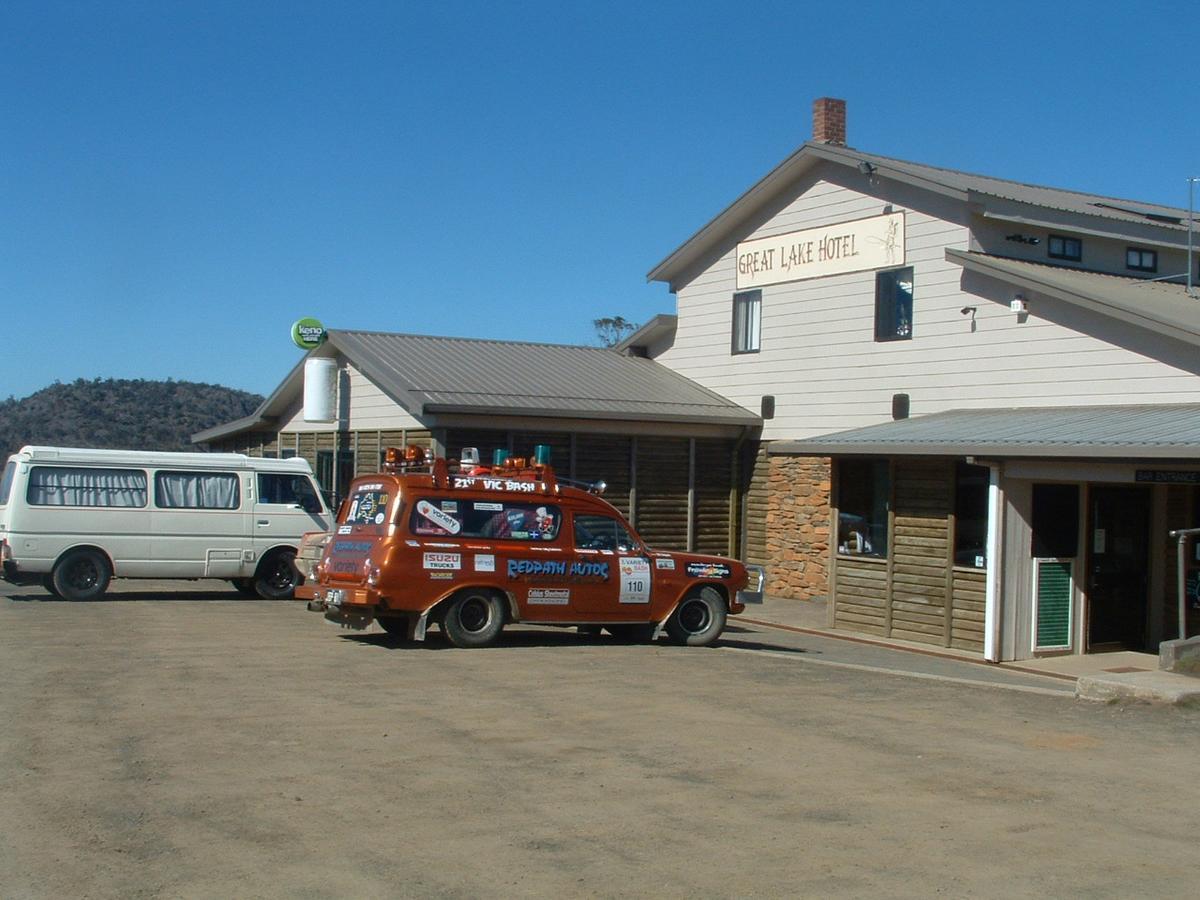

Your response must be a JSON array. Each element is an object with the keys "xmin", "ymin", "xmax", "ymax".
[{"xmin": 303, "ymin": 357, "xmax": 338, "ymax": 422}]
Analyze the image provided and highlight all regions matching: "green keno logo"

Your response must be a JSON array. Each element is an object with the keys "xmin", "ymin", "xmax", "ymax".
[{"xmin": 291, "ymin": 317, "xmax": 327, "ymax": 349}]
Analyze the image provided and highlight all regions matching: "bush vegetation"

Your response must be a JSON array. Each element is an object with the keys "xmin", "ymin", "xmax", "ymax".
[{"xmin": 0, "ymin": 378, "xmax": 263, "ymax": 461}]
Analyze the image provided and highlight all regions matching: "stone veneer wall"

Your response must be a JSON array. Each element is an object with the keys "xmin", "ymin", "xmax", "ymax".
[{"xmin": 765, "ymin": 455, "xmax": 831, "ymax": 599}]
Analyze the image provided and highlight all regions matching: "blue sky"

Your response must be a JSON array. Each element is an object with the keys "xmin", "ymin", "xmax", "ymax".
[{"xmin": 3, "ymin": 0, "xmax": 1198, "ymax": 401}]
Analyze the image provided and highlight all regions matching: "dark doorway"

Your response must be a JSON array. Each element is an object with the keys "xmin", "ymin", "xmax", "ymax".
[{"xmin": 1087, "ymin": 486, "xmax": 1151, "ymax": 651}]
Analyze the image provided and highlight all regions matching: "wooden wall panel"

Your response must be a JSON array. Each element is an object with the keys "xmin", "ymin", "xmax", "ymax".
[
  {"xmin": 742, "ymin": 443, "xmax": 768, "ymax": 564},
  {"xmin": 889, "ymin": 459, "xmax": 953, "ymax": 645},
  {"xmin": 634, "ymin": 437, "xmax": 690, "ymax": 550},
  {"xmin": 694, "ymin": 438, "xmax": 734, "ymax": 556},
  {"xmin": 575, "ymin": 434, "xmax": 632, "ymax": 518},
  {"xmin": 951, "ymin": 570, "xmax": 986, "ymax": 651},
  {"xmin": 834, "ymin": 558, "xmax": 887, "ymax": 635}
]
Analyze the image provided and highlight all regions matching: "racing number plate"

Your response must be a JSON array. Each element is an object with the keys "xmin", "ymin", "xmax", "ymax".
[{"xmin": 618, "ymin": 557, "xmax": 651, "ymax": 603}]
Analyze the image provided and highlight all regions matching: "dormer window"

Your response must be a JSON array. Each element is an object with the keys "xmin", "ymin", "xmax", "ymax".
[
  {"xmin": 1126, "ymin": 248, "xmax": 1158, "ymax": 273},
  {"xmin": 1047, "ymin": 235, "xmax": 1081, "ymax": 262}
]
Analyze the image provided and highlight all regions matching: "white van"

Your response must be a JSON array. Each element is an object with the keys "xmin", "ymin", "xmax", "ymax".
[{"xmin": 0, "ymin": 446, "xmax": 332, "ymax": 601}]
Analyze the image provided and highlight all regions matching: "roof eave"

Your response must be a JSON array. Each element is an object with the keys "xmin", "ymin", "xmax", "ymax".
[
  {"xmin": 946, "ymin": 249, "xmax": 1200, "ymax": 348},
  {"xmin": 423, "ymin": 402, "xmax": 760, "ymax": 427},
  {"xmin": 769, "ymin": 440, "xmax": 1200, "ymax": 459}
]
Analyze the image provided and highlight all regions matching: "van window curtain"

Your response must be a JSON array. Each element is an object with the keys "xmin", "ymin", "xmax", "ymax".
[
  {"xmin": 27, "ymin": 466, "xmax": 148, "ymax": 507},
  {"xmin": 155, "ymin": 472, "xmax": 240, "ymax": 509}
]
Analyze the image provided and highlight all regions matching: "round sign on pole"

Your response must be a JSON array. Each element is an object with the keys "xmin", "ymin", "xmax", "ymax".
[{"xmin": 291, "ymin": 317, "xmax": 327, "ymax": 350}]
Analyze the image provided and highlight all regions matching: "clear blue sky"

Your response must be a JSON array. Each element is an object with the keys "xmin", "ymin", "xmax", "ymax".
[{"xmin": 3, "ymin": 0, "xmax": 1198, "ymax": 401}]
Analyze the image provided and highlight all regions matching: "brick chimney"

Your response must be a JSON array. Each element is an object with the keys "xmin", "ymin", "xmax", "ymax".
[{"xmin": 812, "ymin": 97, "xmax": 846, "ymax": 145}]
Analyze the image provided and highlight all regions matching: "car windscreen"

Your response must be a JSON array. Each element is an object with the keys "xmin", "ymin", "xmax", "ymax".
[{"xmin": 410, "ymin": 498, "xmax": 561, "ymax": 541}]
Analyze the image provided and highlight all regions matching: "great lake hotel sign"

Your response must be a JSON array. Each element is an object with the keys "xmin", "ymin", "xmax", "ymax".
[{"xmin": 735, "ymin": 211, "xmax": 906, "ymax": 290}]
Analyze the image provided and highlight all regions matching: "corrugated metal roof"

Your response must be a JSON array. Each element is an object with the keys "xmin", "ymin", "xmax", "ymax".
[
  {"xmin": 771, "ymin": 405, "xmax": 1200, "ymax": 459},
  {"xmin": 839, "ymin": 145, "xmax": 1192, "ymax": 227},
  {"xmin": 649, "ymin": 141, "xmax": 1195, "ymax": 286},
  {"xmin": 332, "ymin": 330, "xmax": 758, "ymax": 424},
  {"xmin": 194, "ymin": 330, "xmax": 759, "ymax": 443},
  {"xmin": 947, "ymin": 250, "xmax": 1200, "ymax": 347}
]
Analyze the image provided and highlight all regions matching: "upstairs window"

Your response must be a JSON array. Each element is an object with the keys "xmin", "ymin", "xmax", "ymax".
[
  {"xmin": 1047, "ymin": 235, "xmax": 1082, "ymax": 261},
  {"xmin": 874, "ymin": 267, "xmax": 913, "ymax": 342},
  {"xmin": 1126, "ymin": 247, "xmax": 1157, "ymax": 273},
  {"xmin": 731, "ymin": 290, "xmax": 761, "ymax": 354}
]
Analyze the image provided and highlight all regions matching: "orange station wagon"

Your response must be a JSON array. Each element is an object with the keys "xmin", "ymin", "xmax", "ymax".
[{"xmin": 307, "ymin": 446, "xmax": 765, "ymax": 647}]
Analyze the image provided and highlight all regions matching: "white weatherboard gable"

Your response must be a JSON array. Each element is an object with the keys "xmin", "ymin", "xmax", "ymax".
[{"xmin": 654, "ymin": 164, "xmax": 1200, "ymax": 441}]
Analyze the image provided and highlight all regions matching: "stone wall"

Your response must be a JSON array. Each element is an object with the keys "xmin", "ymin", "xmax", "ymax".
[{"xmin": 765, "ymin": 455, "xmax": 831, "ymax": 599}]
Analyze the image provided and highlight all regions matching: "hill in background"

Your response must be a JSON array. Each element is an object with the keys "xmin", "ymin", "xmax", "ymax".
[{"xmin": 0, "ymin": 379, "xmax": 264, "ymax": 461}]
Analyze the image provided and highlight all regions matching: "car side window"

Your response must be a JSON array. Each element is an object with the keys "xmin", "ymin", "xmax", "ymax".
[{"xmin": 574, "ymin": 514, "xmax": 636, "ymax": 552}]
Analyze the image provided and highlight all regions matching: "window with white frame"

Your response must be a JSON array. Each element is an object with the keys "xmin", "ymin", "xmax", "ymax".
[{"xmin": 731, "ymin": 290, "xmax": 761, "ymax": 354}]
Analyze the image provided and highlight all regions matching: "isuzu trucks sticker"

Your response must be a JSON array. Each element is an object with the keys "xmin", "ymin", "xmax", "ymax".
[{"xmin": 423, "ymin": 552, "xmax": 462, "ymax": 570}]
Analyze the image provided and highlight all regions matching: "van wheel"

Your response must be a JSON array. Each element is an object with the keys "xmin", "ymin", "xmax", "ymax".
[
  {"xmin": 254, "ymin": 550, "xmax": 298, "ymax": 600},
  {"xmin": 42, "ymin": 575, "xmax": 62, "ymax": 598},
  {"xmin": 230, "ymin": 578, "xmax": 258, "ymax": 597},
  {"xmin": 665, "ymin": 586, "xmax": 727, "ymax": 647},
  {"xmin": 52, "ymin": 549, "xmax": 111, "ymax": 602},
  {"xmin": 442, "ymin": 589, "xmax": 504, "ymax": 648}
]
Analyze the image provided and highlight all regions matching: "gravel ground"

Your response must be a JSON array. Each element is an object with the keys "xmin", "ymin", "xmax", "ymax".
[{"xmin": 2, "ymin": 583, "xmax": 1198, "ymax": 898}]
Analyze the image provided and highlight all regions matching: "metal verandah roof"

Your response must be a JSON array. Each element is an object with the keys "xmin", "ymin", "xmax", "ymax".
[
  {"xmin": 770, "ymin": 405, "xmax": 1200, "ymax": 460},
  {"xmin": 192, "ymin": 329, "xmax": 760, "ymax": 443}
]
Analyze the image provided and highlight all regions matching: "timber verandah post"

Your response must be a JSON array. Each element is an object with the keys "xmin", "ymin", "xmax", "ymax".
[{"xmin": 883, "ymin": 459, "xmax": 896, "ymax": 638}]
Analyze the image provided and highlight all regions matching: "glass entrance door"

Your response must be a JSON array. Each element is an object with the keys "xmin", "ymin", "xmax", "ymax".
[{"xmin": 1087, "ymin": 486, "xmax": 1151, "ymax": 651}]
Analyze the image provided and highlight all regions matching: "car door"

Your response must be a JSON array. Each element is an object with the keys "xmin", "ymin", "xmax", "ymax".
[
  {"xmin": 570, "ymin": 512, "xmax": 651, "ymax": 621},
  {"xmin": 150, "ymin": 469, "xmax": 246, "ymax": 577},
  {"xmin": 253, "ymin": 472, "xmax": 331, "ymax": 564}
]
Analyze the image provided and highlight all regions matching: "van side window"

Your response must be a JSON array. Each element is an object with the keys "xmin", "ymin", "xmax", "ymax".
[
  {"xmin": 0, "ymin": 461, "xmax": 16, "ymax": 506},
  {"xmin": 258, "ymin": 473, "xmax": 323, "ymax": 513},
  {"xmin": 155, "ymin": 471, "xmax": 240, "ymax": 509},
  {"xmin": 573, "ymin": 515, "xmax": 636, "ymax": 552},
  {"xmin": 27, "ymin": 466, "xmax": 148, "ymax": 508}
]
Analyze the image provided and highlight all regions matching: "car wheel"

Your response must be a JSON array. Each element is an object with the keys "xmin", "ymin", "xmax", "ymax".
[
  {"xmin": 51, "ymin": 549, "xmax": 111, "ymax": 602},
  {"xmin": 42, "ymin": 574, "xmax": 62, "ymax": 598},
  {"xmin": 442, "ymin": 589, "xmax": 504, "ymax": 648},
  {"xmin": 665, "ymin": 586, "xmax": 727, "ymax": 647},
  {"xmin": 254, "ymin": 550, "xmax": 298, "ymax": 600}
]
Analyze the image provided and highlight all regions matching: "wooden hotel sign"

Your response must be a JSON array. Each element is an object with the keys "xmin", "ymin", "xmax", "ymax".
[{"xmin": 735, "ymin": 211, "xmax": 905, "ymax": 290}]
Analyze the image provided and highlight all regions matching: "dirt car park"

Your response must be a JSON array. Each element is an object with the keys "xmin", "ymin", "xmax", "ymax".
[{"xmin": 2, "ymin": 581, "xmax": 1199, "ymax": 898}]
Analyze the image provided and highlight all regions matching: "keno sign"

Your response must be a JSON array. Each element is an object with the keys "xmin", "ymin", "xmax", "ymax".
[{"xmin": 735, "ymin": 211, "xmax": 905, "ymax": 290}]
